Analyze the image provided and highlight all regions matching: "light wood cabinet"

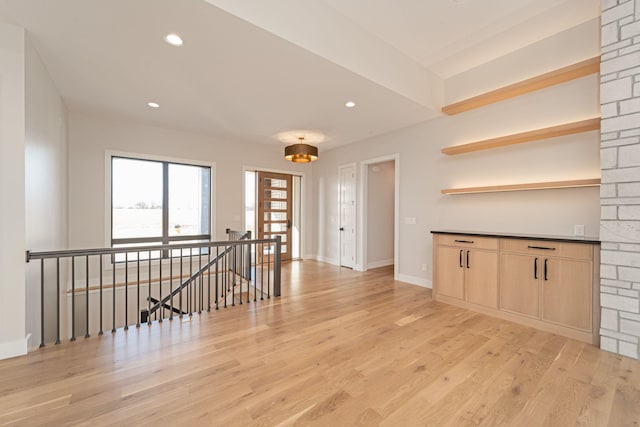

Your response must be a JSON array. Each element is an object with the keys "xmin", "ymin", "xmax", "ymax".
[
  {"xmin": 541, "ymin": 257, "xmax": 592, "ymax": 330},
  {"xmin": 432, "ymin": 232, "xmax": 600, "ymax": 345},
  {"xmin": 500, "ymin": 253, "xmax": 540, "ymax": 318},
  {"xmin": 433, "ymin": 235, "xmax": 499, "ymax": 309}
]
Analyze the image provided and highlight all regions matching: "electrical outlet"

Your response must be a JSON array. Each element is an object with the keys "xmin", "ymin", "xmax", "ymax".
[
  {"xmin": 421, "ymin": 263, "xmax": 427, "ymax": 271},
  {"xmin": 574, "ymin": 224, "xmax": 585, "ymax": 237},
  {"xmin": 405, "ymin": 217, "xmax": 416, "ymax": 225}
]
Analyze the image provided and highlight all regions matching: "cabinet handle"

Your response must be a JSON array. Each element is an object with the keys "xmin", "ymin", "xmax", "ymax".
[
  {"xmin": 459, "ymin": 250, "xmax": 463, "ymax": 268},
  {"xmin": 544, "ymin": 259, "xmax": 548, "ymax": 281},
  {"xmin": 534, "ymin": 258, "xmax": 538, "ymax": 279},
  {"xmin": 455, "ymin": 240, "xmax": 474, "ymax": 244},
  {"xmin": 466, "ymin": 250, "xmax": 470, "ymax": 269},
  {"xmin": 527, "ymin": 245, "xmax": 556, "ymax": 251}
]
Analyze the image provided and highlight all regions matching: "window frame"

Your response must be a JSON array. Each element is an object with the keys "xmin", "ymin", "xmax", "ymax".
[{"xmin": 106, "ymin": 151, "xmax": 216, "ymax": 258}]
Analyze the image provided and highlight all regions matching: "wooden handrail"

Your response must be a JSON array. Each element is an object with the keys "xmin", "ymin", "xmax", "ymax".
[
  {"xmin": 441, "ymin": 56, "xmax": 600, "ymax": 115},
  {"xmin": 441, "ymin": 118, "xmax": 600, "ymax": 155}
]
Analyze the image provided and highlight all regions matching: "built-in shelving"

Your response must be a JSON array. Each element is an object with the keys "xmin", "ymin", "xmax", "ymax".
[
  {"xmin": 441, "ymin": 117, "xmax": 601, "ymax": 155},
  {"xmin": 441, "ymin": 56, "xmax": 600, "ymax": 115},
  {"xmin": 441, "ymin": 178, "xmax": 601, "ymax": 195}
]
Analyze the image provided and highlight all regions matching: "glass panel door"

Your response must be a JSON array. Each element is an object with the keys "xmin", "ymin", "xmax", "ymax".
[{"xmin": 257, "ymin": 171, "xmax": 293, "ymax": 261}]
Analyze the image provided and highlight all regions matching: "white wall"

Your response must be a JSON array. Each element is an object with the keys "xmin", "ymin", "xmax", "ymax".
[
  {"xmin": 312, "ymin": 18, "xmax": 601, "ymax": 287},
  {"xmin": 67, "ymin": 113, "xmax": 313, "ymax": 253},
  {"xmin": 24, "ymin": 37, "xmax": 68, "ymax": 348},
  {"xmin": 366, "ymin": 161, "xmax": 394, "ymax": 268},
  {"xmin": 0, "ymin": 23, "xmax": 27, "ymax": 359}
]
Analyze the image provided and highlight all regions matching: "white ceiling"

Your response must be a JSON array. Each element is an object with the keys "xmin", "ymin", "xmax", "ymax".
[{"xmin": 0, "ymin": 0, "xmax": 599, "ymax": 152}]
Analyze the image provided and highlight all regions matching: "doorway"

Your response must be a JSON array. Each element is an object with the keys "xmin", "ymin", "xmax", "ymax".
[
  {"xmin": 360, "ymin": 154, "xmax": 399, "ymax": 280},
  {"xmin": 339, "ymin": 164, "xmax": 356, "ymax": 269},
  {"xmin": 244, "ymin": 169, "xmax": 302, "ymax": 262}
]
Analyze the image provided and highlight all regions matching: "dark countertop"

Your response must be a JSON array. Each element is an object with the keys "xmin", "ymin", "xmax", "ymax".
[{"xmin": 430, "ymin": 229, "xmax": 600, "ymax": 245}]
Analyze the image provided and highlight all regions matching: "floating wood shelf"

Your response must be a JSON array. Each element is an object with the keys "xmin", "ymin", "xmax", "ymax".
[
  {"xmin": 441, "ymin": 117, "xmax": 601, "ymax": 155},
  {"xmin": 441, "ymin": 178, "xmax": 601, "ymax": 195},
  {"xmin": 441, "ymin": 56, "xmax": 600, "ymax": 115}
]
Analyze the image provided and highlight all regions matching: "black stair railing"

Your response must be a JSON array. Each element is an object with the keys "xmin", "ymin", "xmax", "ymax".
[{"xmin": 26, "ymin": 233, "xmax": 281, "ymax": 348}]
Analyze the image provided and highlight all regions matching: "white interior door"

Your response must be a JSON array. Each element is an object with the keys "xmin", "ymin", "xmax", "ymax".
[{"xmin": 339, "ymin": 165, "xmax": 356, "ymax": 268}]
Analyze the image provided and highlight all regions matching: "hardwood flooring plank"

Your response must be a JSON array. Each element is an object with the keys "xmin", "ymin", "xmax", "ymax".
[{"xmin": 0, "ymin": 262, "xmax": 638, "ymax": 425}]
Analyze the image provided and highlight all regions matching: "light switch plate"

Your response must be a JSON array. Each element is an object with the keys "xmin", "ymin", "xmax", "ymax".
[{"xmin": 574, "ymin": 224, "xmax": 585, "ymax": 236}]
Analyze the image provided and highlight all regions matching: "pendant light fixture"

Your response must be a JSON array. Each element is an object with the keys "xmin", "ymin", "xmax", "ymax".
[{"xmin": 284, "ymin": 136, "xmax": 318, "ymax": 163}]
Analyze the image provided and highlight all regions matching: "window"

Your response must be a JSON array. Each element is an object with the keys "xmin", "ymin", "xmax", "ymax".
[{"xmin": 111, "ymin": 156, "xmax": 211, "ymax": 259}]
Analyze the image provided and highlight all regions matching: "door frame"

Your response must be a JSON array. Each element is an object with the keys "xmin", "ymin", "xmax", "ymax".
[
  {"xmin": 338, "ymin": 163, "xmax": 357, "ymax": 269},
  {"xmin": 359, "ymin": 154, "xmax": 399, "ymax": 280},
  {"xmin": 242, "ymin": 166, "xmax": 307, "ymax": 260}
]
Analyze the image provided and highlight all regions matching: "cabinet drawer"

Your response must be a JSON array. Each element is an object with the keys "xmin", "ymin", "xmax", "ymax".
[
  {"xmin": 436, "ymin": 234, "xmax": 498, "ymax": 250},
  {"xmin": 500, "ymin": 239, "xmax": 593, "ymax": 260}
]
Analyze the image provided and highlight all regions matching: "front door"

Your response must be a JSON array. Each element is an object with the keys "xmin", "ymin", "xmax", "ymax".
[{"xmin": 258, "ymin": 171, "xmax": 293, "ymax": 261}]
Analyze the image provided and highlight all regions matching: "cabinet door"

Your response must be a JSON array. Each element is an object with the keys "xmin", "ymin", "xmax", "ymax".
[
  {"xmin": 500, "ymin": 253, "xmax": 539, "ymax": 318},
  {"xmin": 435, "ymin": 246, "xmax": 465, "ymax": 300},
  {"xmin": 466, "ymin": 250, "xmax": 499, "ymax": 308},
  {"xmin": 542, "ymin": 258, "xmax": 592, "ymax": 331}
]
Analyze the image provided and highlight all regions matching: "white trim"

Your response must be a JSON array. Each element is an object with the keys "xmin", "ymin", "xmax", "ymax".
[
  {"xmin": 242, "ymin": 165, "xmax": 307, "ymax": 259},
  {"xmin": 359, "ymin": 154, "xmax": 400, "ymax": 281},
  {"xmin": 397, "ymin": 274, "xmax": 432, "ymax": 289},
  {"xmin": 0, "ymin": 335, "xmax": 29, "ymax": 360},
  {"xmin": 367, "ymin": 258, "xmax": 394, "ymax": 269},
  {"xmin": 338, "ymin": 162, "xmax": 357, "ymax": 269},
  {"xmin": 104, "ymin": 150, "xmax": 217, "ymax": 272}
]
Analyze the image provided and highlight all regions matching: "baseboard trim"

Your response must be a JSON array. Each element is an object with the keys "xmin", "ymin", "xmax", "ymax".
[
  {"xmin": 367, "ymin": 259, "xmax": 394, "ymax": 269},
  {"xmin": 0, "ymin": 335, "xmax": 29, "ymax": 360},
  {"xmin": 313, "ymin": 255, "xmax": 339, "ymax": 266},
  {"xmin": 397, "ymin": 274, "xmax": 432, "ymax": 289}
]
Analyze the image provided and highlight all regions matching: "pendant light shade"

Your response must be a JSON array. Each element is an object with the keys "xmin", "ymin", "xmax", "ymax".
[{"xmin": 284, "ymin": 137, "xmax": 318, "ymax": 163}]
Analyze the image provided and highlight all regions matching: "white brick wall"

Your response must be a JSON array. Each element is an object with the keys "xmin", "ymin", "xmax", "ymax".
[{"xmin": 600, "ymin": 0, "xmax": 640, "ymax": 359}]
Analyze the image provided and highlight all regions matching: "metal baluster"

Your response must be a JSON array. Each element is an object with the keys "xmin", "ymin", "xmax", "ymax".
[
  {"xmin": 238, "ymin": 244, "xmax": 243, "ymax": 305},
  {"xmin": 198, "ymin": 249, "xmax": 202, "ymax": 314},
  {"xmin": 169, "ymin": 248, "xmax": 174, "ymax": 321},
  {"xmin": 189, "ymin": 249, "xmax": 193, "ymax": 316},
  {"xmin": 158, "ymin": 255, "xmax": 163, "ymax": 323},
  {"xmin": 207, "ymin": 245, "xmax": 211, "ymax": 312},
  {"xmin": 253, "ymin": 242, "xmax": 257, "ymax": 302},
  {"xmin": 179, "ymin": 248, "xmax": 183, "ymax": 318},
  {"xmin": 148, "ymin": 250, "xmax": 152, "ymax": 325},
  {"xmin": 267, "ymin": 242, "xmax": 271, "ymax": 299},
  {"xmin": 124, "ymin": 252, "xmax": 129, "ymax": 330},
  {"xmin": 260, "ymin": 243, "xmax": 264, "ymax": 300},
  {"xmin": 231, "ymin": 246, "xmax": 235, "ymax": 307},
  {"xmin": 99, "ymin": 255, "xmax": 103, "ymax": 335},
  {"xmin": 224, "ymin": 246, "xmax": 228, "ymax": 309},
  {"xmin": 85, "ymin": 255, "xmax": 90, "ymax": 338},
  {"xmin": 40, "ymin": 259, "xmax": 45, "ymax": 348},
  {"xmin": 56, "ymin": 258, "xmax": 61, "ymax": 344},
  {"xmin": 215, "ymin": 245, "xmax": 219, "ymax": 310},
  {"xmin": 136, "ymin": 252, "xmax": 140, "ymax": 328},
  {"xmin": 71, "ymin": 256, "xmax": 76, "ymax": 341},
  {"xmin": 274, "ymin": 236, "xmax": 281, "ymax": 297},
  {"xmin": 112, "ymin": 255, "xmax": 116, "ymax": 333}
]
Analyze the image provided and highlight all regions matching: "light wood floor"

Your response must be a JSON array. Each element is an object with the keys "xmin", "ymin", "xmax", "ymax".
[{"xmin": 1, "ymin": 261, "xmax": 639, "ymax": 426}]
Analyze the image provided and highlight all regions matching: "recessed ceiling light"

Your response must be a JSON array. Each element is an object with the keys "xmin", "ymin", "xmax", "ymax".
[
  {"xmin": 147, "ymin": 102, "xmax": 160, "ymax": 108},
  {"xmin": 345, "ymin": 101, "xmax": 356, "ymax": 108},
  {"xmin": 164, "ymin": 33, "xmax": 183, "ymax": 46}
]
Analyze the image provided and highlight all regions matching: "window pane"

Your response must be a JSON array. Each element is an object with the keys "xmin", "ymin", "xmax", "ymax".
[
  {"xmin": 265, "ymin": 212, "xmax": 287, "ymax": 221},
  {"xmin": 264, "ymin": 178, "xmax": 287, "ymax": 188},
  {"xmin": 169, "ymin": 164, "xmax": 211, "ymax": 237},
  {"xmin": 113, "ymin": 242, "xmax": 163, "ymax": 263},
  {"xmin": 264, "ymin": 201, "xmax": 287, "ymax": 210},
  {"xmin": 112, "ymin": 158, "xmax": 163, "ymax": 239},
  {"xmin": 264, "ymin": 189, "xmax": 287, "ymax": 199},
  {"xmin": 264, "ymin": 223, "xmax": 287, "ymax": 232}
]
